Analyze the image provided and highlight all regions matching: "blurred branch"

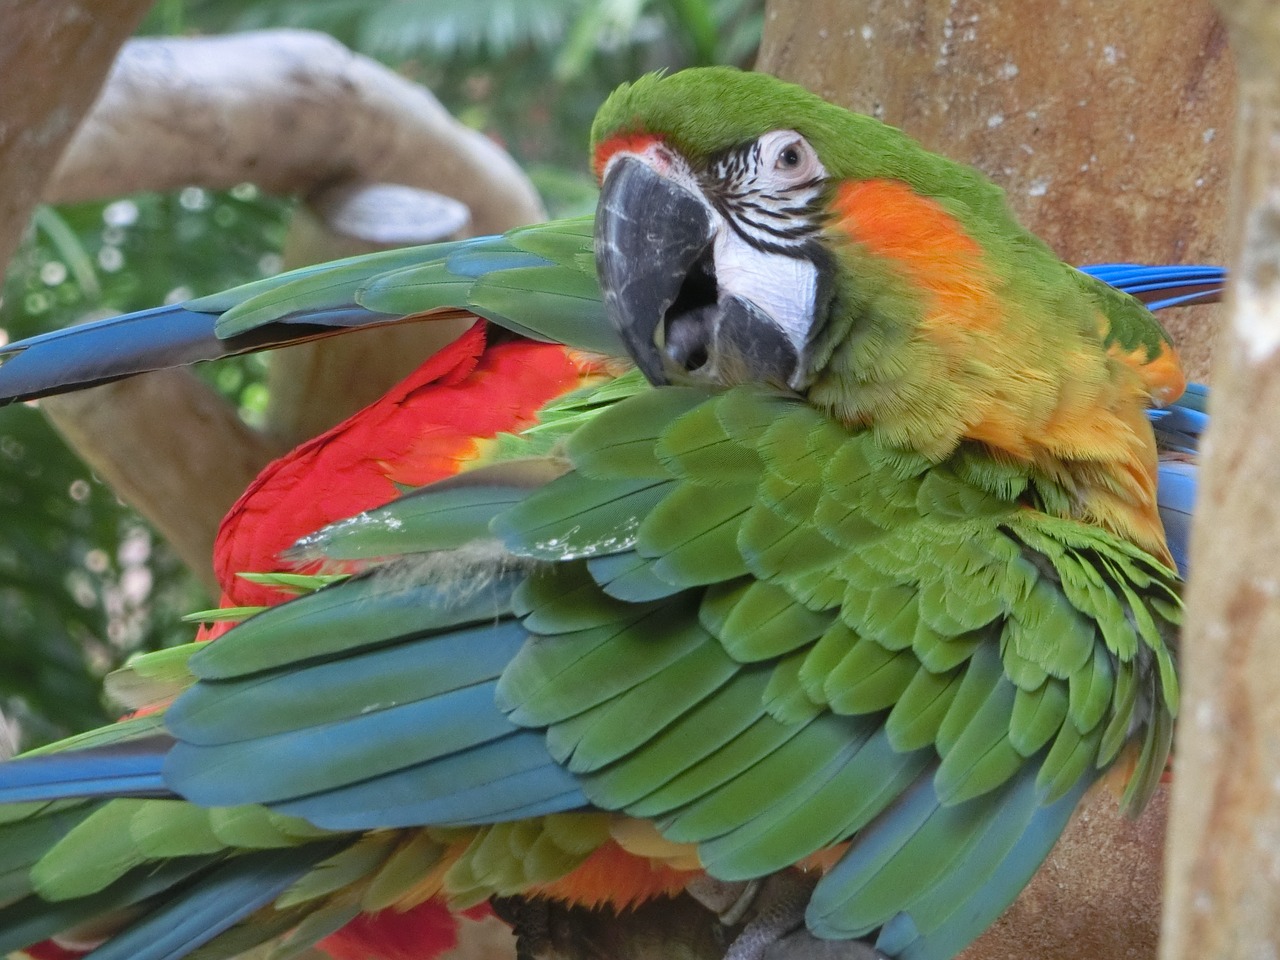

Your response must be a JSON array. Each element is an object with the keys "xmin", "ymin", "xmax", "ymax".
[
  {"xmin": 45, "ymin": 29, "xmax": 545, "ymax": 232},
  {"xmin": 1163, "ymin": 3, "xmax": 1280, "ymax": 958},
  {"xmin": 23, "ymin": 29, "xmax": 547, "ymax": 587},
  {"xmin": 40, "ymin": 372, "xmax": 281, "ymax": 596}
]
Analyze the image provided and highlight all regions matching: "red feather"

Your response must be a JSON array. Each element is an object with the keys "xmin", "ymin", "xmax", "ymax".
[{"xmin": 203, "ymin": 321, "xmax": 599, "ymax": 612}]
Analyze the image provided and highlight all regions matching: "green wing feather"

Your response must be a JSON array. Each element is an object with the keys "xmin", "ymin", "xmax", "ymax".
[{"xmin": 494, "ymin": 381, "xmax": 1179, "ymax": 928}]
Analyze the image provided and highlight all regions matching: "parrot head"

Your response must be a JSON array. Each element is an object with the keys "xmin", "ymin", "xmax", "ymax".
[
  {"xmin": 590, "ymin": 67, "xmax": 1016, "ymax": 399},
  {"xmin": 591, "ymin": 68, "xmax": 853, "ymax": 392},
  {"xmin": 590, "ymin": 67, "xmax": 1181, "ymax": 558}
]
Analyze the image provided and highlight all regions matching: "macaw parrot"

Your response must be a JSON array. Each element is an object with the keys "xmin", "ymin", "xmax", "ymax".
[{"xmin": 0, "ymin": 67, "xmax": 1225, "ymax": 960}]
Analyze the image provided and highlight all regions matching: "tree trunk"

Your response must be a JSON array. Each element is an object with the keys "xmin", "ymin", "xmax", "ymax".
[
  {"xmin": 1162, "ymin": 3, "xmax": 1280, "ymax": 958},
  {"xmin": 0, "ymin": 0, "xmax": 153, "ymax": 273}
]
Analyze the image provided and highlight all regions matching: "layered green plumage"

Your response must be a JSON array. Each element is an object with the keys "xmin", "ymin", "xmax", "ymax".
[
  {"xmin": 0, "ymin": 66, "xmax": 1190, "ymax": 960},
  {"xmin": 51, "ymin": 375, "xmax": 1171, "ymax": 952}
]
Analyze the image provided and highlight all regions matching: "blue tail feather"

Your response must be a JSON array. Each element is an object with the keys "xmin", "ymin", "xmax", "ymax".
[
  {"xmin": 0, "ymin": 857, "xmax": 205, "ymax": 956},
  {"xmin": 84, "ymin": 843, "xmax": 345, "ymax": 960},
  {"xmin": 0, "ymin": 736, "xmax": 172, "ymax": 803},
  {"xmin": 1079, "ymin": 263, "xmax": 1226, "ymax": 308}
]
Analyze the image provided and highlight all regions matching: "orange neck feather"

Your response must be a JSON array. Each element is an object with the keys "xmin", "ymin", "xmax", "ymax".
[{"xmin": 826, "ymin": 180, "xmax": 1171, "ymax": 561}]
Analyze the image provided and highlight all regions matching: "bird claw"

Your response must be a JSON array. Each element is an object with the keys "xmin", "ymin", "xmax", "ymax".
[
  {"xmin": 692, "ymin": 871, "xmax": 890, "ymax": 960},
  {"xmin": 686, "ymin": 876, "xmax": 763, "ymax": 925},
  {"xmin": 721, "ymin": 872, "xmax": 815, "ymax": 960}
]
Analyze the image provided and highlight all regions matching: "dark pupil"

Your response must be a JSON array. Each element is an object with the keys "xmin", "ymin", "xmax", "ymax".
[{"xmin": 780, "ymin": 146, "xmax": 800, "ymax": 168}]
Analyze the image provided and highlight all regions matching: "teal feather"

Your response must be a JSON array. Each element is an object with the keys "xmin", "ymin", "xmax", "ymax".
[
  {"xmin": 581, "ymin": 667, "xmax": 770, "ymax": 808},
  {"xmin": 494, "ymin": 473, "xmax": 673, "ymax": 561},
  {"xmin": 566, "ymin": 387, "xmax": 707, "ymax": 479},
  {"xmin": 1067, "ymin": 645, "xmax": 1114, "ymax": 733},
  {"xmin": 824, "ymin": 635, "xmax": 922, "ymax": 716},
  {"xmin": 814, "ymin": 779, "xmax": 1009, "ymax": 935},
  {"xmin": 0, "ymin": 859, "xmax": 204, "ymax": 957},
  {"xmin": 698, "ymin": 725, "xmax": 930, "ymax": 880},
  {"xmin": 0, "ymin": 805, "xmax": 91, "ymax": 907},
  {"xmin": 586, "ymin": 550, "xmax": 685, "ymax": 602},
  {"xmin": 656, "ymin": 718, "xmax": 855, "ymax": 843},
  {"xmin": 934, "ymin": 643, "xmax": 1003, "ymax": 757},
  {"xmin": 737, "ymin": 500, "xmax": 845, "ymax": 581},
  {"xmin": 762, "ymin": 653, "xmax": 824, "ymax": 724},
  {"xmin": 275, "ymin": 736, "xmax": 585, "ymax": 829},
  {"xmin": 933, "ymin": 678, "xmax": 1023, "ymax": 804},
  {"xmin": 497, "ymin": 593, "xmax": 704, "ymax": 726},
  {"xmin": 655, "ymin": 401, "xmax": 762, "ymax": 484},
  {"xmin": 1007, "ymin": 681, "xmax": 1070, "ymax": 757},
  {"xmin": 551, "ymin": 635, "xmax": 737, "ymax": 774},
  {"xmin": 286, "ymin": 460, "xmax": 563, "ymax": 562},
  {"xmin": 82, "ymin": 844, "xmax": 344, "ymax": 960},
  {"xmin": 513, "ymin": 561, "xmax": 649, "ymax": 633},
  {"xmin": 884, "ymin": 668, "xmax": 963, "ymax": 753},
  {"xmin": 624, "ymin": 715, "xmax": 809, "ymax": 819},
  {"xmin": 700, "ymin": 579, "xmax": 834, "ymax": 662},
  {"xmin": 170, "ymin": 620, "xmax": 524, "ymax": 745},
  {"xmin": 874, "ymin": 774, "xmax": 1091, "ymax": 960},
  {"xmin": 638, "ymin": 481, "xmax": 754, "ymax": 586},
  {"xmin": 166, "ymin": 680, "xmax": 517, "ymax": 807},
  {"xmin": 1098, "ymin": 660, "xmax": 1139, "ymax": 761},
  {"xmin": 190, "ymin": 573, "xmax": 519, "ymax": 680},
  {"xmin": 1035, "ymin": 721, "xmax": 1103, "ymax": 802}
]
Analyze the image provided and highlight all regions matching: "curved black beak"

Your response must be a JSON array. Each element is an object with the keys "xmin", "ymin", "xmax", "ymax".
[{"xmin": 595, "ymin": 156, "xmax": 798, "ymax": 387}]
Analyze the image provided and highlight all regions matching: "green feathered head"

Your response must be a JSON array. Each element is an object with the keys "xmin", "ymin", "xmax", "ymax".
[{"xmin": 589, "ymin": 67, "xmax": 1178, "ymax": 482}]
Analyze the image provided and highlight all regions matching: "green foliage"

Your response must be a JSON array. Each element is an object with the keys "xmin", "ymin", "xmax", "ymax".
[{"xmin": 0, "ymin": 188, "xmax": 293, "ymax": 748}]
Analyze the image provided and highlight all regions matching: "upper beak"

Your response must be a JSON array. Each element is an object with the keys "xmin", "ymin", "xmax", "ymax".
[{"xmin": 594, "ymin": 156, "xmax": 799, "ymax": 387}]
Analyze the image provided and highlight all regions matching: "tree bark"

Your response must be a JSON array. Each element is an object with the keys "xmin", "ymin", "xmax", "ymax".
[
  {"xmin": 44, "ymin": 30, "xmax": 545, "ymax": 235},
  {"xmin": 0, "ymin": 0, "xmax": 153, "ymax": 274},
  {"xmin": 1162, "ymin": 3, "xmax": 1280, "ymax": 958},
  {"xmin": 40, "ymin": 372, "xmax": 282, "ymax": 596},
  {"xmin": 754, "ymin": 5, "xmax": 1233, "ymax": 960}
]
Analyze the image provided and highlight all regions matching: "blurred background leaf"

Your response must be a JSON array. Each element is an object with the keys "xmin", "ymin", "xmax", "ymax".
[{"xmin": 0, "ymin": 0, "xmax": 761, "ymax": 749}]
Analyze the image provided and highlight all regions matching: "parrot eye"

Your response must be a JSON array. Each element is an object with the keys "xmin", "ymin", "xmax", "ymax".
[{"xmin": 757, "ymin": 130, "xmax": 823, "ymax": 188}]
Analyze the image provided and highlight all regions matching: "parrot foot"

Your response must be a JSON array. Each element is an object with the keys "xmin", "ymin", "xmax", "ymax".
[
  {"xmin": 491, "ymin": 896, "xmax": 550, "ymax": 960},
  {"xmin": 720, "ymin": 871, "xmax": 816, "ymax": 960},
  {"xmin": 703, "ymin": 871, "xmax": 889, "ymax": 960},
  {"xmin": 686, "ymin": 876, "xmax": 763, "ymax": 925}
]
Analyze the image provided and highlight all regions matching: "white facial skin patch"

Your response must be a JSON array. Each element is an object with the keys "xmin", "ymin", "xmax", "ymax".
[{"xmin": 712, "ymin": 227, "xmax": 819, "ymax": 362}]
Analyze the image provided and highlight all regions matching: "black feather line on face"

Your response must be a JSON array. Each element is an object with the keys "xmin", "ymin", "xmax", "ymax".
[{"xmin": 699, "ymin": 140, "xmax": 828, "ymax": 258}]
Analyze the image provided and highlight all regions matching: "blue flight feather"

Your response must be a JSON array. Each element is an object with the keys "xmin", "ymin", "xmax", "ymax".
[
  {"xmin": 0, "ymin": 859, "xmax": 205, "ymax": 956},
  {"xmin": 164, "ymin": 680, "xmax": 518, "ymax": 807},
  {"xmin": 883, "ymin": 775, "xmax": 1091, "ymax": 960},
  {"xmin": 274, "ymin": 732, "xmax": 587, "ymax": 829},
  {"xmin": 1079, "ymin": 262, "xmax": 1225, "ymax": 309},
  {"xmin": 0, "ymin": 737, "xmax": 171, "ymax": 803},
  {"xmin": 442, "ymin": 244, "xmax": 553, "ymax": 278},
  {"xmin": 0, "ymin": 305, "xmax": 222, "ymax": 403},
  {"xmin": 83, "ymin": 843, "xmax": 343, "ymax": 960}
]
